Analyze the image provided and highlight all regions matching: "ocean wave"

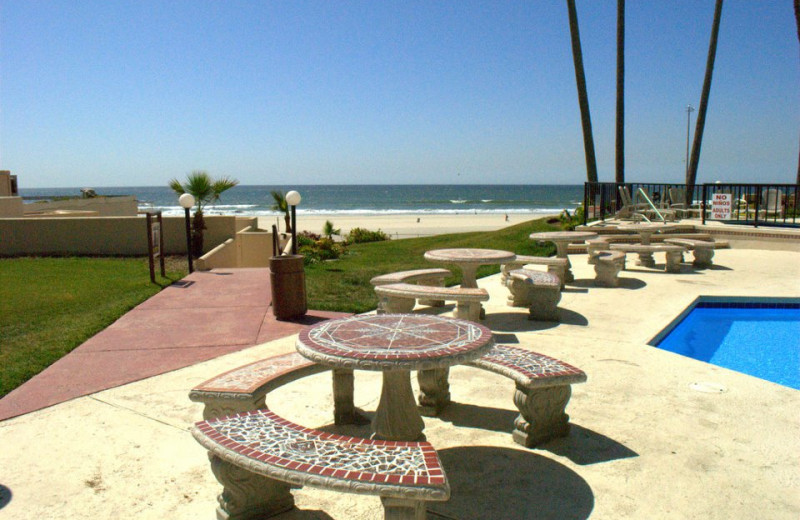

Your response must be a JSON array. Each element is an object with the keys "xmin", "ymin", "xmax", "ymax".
[{"xmin": 145, "ymin": 206, "xmax": 576, "ymax": 218}]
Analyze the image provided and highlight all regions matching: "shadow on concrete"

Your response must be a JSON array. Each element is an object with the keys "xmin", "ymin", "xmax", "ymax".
[
  {"xmin": 437, "ymin": 402, "xmax": 517, "ymax": 434},
  {"xmin": 562, "ymin": 286, "xmax": 590, "ymax": 293},
  {"xmin": 429, "ymin": 446, "xmax": 594, "ymax": 520},
  {"xmin": 283, "ymin": 313, "xmax": 345, "ymax": 326},
  {"xmin": 570, "ymin": 277, "xmax": 647, "ymax": 290},
  {"xmin": 705, "ymin": 264, "xmax": 733, "ymax": 271},
  {"xmin": 0, "ymin": 484, "xmax": 11, "ymax": 510},
  {"xmin": 541, "ymin": 424, "xmax": 639, "ymax": 466},
  {"xmin": 275, "ymin": 508, "xmax": 334, "ymax": 519},
  {"xmin": 492, "ymin": 333, "xmax": 520, "ymax": 344},
  {"xmin": 484, "ymin": 313, "xmax": 560, "ymax": 333},
  {"xmin": 559, "ymin": 308, "xmax": 590, "ymax": 325}
]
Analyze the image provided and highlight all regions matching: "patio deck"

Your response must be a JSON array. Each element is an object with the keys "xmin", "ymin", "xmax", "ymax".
[{"xmin": 0, "ymin": 246, "xmax": 798, "ymax": 519}]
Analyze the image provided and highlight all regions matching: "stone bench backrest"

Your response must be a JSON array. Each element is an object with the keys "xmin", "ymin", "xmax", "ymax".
[{"xmin": 192, "ymin": 408, "xmax": 450, "ymax": 500}]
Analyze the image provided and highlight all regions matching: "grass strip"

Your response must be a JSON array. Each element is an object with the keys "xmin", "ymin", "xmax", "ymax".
[
  {"xmin": 0, "ymin": 257, "xmax": 186, "ymax": 398},
  {"xmin": 305, "ymin": 217, "xmax": 560, "ymax": 313}
]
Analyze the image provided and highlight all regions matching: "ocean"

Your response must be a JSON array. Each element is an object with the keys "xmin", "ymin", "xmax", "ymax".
[{"xmin": 19, "ymin": 184, "xmax": 583, "ymax": 218}]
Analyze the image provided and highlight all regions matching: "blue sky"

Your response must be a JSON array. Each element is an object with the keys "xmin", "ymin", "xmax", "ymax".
[{"xmin": 1, "ymin": 1, "xmax": 797, "ymax": 188}]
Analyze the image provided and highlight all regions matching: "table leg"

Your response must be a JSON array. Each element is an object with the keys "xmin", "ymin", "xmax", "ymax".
[
  {"xmin": 373, "ymin": 369, "xmax": 425, "ymax": 441},
  {"xmin": 554, "ymin": 243, "xmax": 574, "ymax": 283},
  {"xmin": 459, "ymin": 264, "xmax": 479, "ymax": 288}
]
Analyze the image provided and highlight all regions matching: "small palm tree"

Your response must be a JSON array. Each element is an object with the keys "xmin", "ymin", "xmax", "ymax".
[
  {"xmin": 169, "ymin": 171, "xmax": 239, "ymax": 257},
  {"xmin": 271, "ymin": 190, "xmax": 291, "ymax": 233},
  {"xmin": 322, "ymin": 220, "xmax": 340, "ymax": 239}
]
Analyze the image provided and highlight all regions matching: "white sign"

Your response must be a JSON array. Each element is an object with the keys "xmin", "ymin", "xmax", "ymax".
[{"xmin": 711, "ymin": 193, "xmax": 732, "ymax": 220}]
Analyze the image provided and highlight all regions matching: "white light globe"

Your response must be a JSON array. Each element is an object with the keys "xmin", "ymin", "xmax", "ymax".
[
  {"xmin": 179, "ymin": 193, "xmax": 196, "ymax": 209},
  {"xmin": 286, "ymin": 190, "xmax": 302, "ymax": 206}
]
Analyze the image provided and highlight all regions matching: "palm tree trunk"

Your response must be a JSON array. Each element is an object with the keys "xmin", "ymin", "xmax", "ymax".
[
  {"xmin": 566, "ymin": 0, "xmax": 598, "ymax": 184},
  {"xmin": 192, "ymin": 211, "xmax": 206, "ymax": 258},
  {"xmin": 686, "ymin": 0, "xmax": 724, "ymax": 192},
  {"xmin": 615, "ymin": 0, "xmax": 625, "ymax": 184},
  {"xmin": 794, "ymin": 0, "xmax": 799, "ymax": 183}
]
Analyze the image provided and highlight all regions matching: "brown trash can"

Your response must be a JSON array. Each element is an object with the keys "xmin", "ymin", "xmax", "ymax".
[{"xmin": 269, "ymin": 254, "xmax": 307, "ymax": 320}]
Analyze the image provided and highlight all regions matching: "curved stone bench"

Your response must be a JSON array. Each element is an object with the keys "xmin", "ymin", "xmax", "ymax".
[
  {"xmin": 500, "ymin": 255, "xmax": 568, "ymax": 288},
  {"xmin": 374, "ymin": 283, "xmax": 489, "ymax": 321},
  {"xmin": 370, "ymin": 268, "xmax": 452, "ymax": 308},
  {"xmin": 663, "ymin": 238, "xmax": 730, "ymax": 268},
  {"xmin": 506, "ymin": 269, "xmax": 561, "ymax": 321},
  {"xmin": 192, "ymin": 408, "xmax": 449, "ymax": 520},
  {"xmin": 593, "ymin": 250, "xmax": 626, "ymax": 286},
  {"xmin": 190, "ymin": 352, "xmax": 330, "ymax": 420},
  {"xmin": 609, "ymin": 243, "xmax": 687, "ymax": 270},
  {"xmin": 418, "ymin": 345, "xmax": 586, "ymax": 447}
]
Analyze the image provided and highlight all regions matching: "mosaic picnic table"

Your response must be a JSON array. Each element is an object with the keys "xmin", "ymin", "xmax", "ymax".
[
  {"xmin": 529, "ymin": 231, "xmax": 597, "ymax": 283},
  {"xmin": 617, "ymin": 222, "xmax": 676, "ymax": 245},
  {"xmin": 296, "ymin": 314, "xmax": 494, "ymax": 441},
  {"xmin": 423, "ymin": 248, "xmax": 516, "ymax": 289}
]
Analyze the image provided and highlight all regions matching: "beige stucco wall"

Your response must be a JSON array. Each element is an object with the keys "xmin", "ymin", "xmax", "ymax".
[
  {"xmin": 0, "ymin": 215, "xmax": 241, "ymax": 257},
  {"xmin": 0, "ymin": 197, "xmax": 24, "ymax": 217},
  {"xmin": 23, "ymin": 196, "xmax": 139, "ymax": 217}
]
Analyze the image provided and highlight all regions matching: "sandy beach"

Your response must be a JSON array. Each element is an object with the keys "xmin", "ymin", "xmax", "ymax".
[{"xmin": 258, "ymin": 212, "xmax": 558, "ymax": 239}]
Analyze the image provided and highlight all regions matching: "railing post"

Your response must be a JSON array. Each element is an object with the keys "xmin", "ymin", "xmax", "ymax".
[{"xmin": 701, "ymin": 184, "xmax": 707, "ymax": 225}]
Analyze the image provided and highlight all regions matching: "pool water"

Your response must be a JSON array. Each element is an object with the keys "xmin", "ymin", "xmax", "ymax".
[{"xmin": 653, "ymin": 301, "xmax": 800, "ymax": 390}]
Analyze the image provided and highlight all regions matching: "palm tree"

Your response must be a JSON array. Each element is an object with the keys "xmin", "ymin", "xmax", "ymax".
[
  {"xmin": 566, "ymin": 0, "xmax": 598, "ymax": 184},
  {"xmin": 686, "ymin": 0, "xmax": 724, "ymax": 194},
  {"xmin": 270, "ymin": 190, "xmax": 291, "ymax": 233},
  {"xmin": 322, "ymin": 220, "xmax": 340, "ymax": 239},
  {"xmin": 169, "ymin": 171, "xmax": 239, "ymax": 257},
  {"xmin": 795, "ymin": 0, "xmax": 800, "ymax": 183},
  {"xmin": 615, "ymin": 0, "xmax": 625, "ymax": 184}
]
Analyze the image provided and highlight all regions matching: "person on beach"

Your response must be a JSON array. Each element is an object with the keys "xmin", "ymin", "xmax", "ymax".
[{"xmin": 504, "ymin": 214, "xmax": 509, "ymax": 222}]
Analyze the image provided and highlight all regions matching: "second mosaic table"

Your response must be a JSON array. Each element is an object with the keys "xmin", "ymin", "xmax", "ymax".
[{"xmin": 296, "ymin": 314, "xmax": 495, "ymax": 441}]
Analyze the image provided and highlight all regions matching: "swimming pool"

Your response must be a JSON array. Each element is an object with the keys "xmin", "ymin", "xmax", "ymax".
[{"xmin": 650, "ymin": 298, "xmax": 800, "ymax": 390}]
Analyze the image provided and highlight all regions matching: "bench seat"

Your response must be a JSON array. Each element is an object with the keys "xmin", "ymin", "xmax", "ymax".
[
  {"xmin": 609, "ymin": 243, "xmax": 687, "ymax": 270},
  {"xmin": 505, "ymin": 269, "xmax": 561, "ymax": 321},
  {"xmin": 370, "ymin": 268, "xmax": 452, "ymax": 308},
  {"xmin": 501, "ymin": 255, "xmax": 568, "ymax": 288},
  {"xmin": 193, "ymin": 408, "xmax": 449, "ymax": 520},
  {"xmin": 663, "ymin": 238, "xmax": 729, "ymax": 267},
  {"xmin": 593, "ymin": 250, "xmax": 626, "ymax": 286},
  {"xmin": 375, "ymin": 282, "xmax": 489, "ymax": 321},
  {"xmin": 418, "ymin": 345, "xmax": 586, "ymax": 447}
]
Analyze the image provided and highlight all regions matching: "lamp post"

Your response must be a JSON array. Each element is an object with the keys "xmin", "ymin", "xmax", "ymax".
[
  {"xmin": 178, "ymin": 193, "xmax": 195, "ymax": 273},
  {"xmin": 685, "ymin": 105, "xmax": 695, "ymax": 178},
  {"xmin": 285, "ymin": 190, "xmax": 301, "ymax": 255}
]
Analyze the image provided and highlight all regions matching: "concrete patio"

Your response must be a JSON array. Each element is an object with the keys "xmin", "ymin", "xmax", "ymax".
[{"xmin": 0, "ymin": 245, "xmax": 798, "ymax": 519}]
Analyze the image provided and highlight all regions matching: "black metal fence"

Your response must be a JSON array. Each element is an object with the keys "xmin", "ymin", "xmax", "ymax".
[{"xmin": 583, "ymin": 182, "xmax": 799, "ymax": 227}]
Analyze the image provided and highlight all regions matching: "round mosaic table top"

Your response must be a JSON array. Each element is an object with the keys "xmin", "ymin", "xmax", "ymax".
[
  {"xmin": 424, "ymin": 248, "xmax": 516, "ymax": 265},
  {"xmin": 296, "ymin": 314, "xmax": 495, "ymax": 371},
  {"xmin": 529, "ymin": 231, "xmax": 598, "ymax": 243}
]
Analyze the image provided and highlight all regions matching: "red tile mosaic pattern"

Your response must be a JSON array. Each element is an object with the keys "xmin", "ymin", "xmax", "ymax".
[
  {"xmin": 194, "ymin": 409, "xmax": 448, "ymax": 493},
  {"xmin": 468, "ymin": 345, "xmax": 587, "ymax": 388},
  {"xmin": 297, "ymin": 314, "xmax": 494, "ymax": 370}
]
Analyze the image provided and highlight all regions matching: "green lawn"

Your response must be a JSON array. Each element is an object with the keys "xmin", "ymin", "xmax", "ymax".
[
  {"xmin": 0, "ymin": 217, "xmax": 561, "ymax": 398},
  {"xmin": 0, "ymin": 257, "xmax": 186, "ymax": 398},
  {"xmin": 305, "ymin": 217, "xmax": 560, "ymax": 313}
]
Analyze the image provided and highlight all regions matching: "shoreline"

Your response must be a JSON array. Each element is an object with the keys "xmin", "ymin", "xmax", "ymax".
[{"xmin": 257, "ymin": 212, "xmax": 560, "ymax": 238}]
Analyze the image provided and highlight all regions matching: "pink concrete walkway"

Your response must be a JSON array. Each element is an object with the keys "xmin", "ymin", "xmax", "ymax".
[{"xmin": 0, "ymin": 268, "xmax": 349, "ymax": 421}]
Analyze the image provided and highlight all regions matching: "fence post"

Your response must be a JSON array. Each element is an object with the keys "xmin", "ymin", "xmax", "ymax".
[{"xmin": 701, "ymin": 185, "xmax": 707, "ymax": 225}]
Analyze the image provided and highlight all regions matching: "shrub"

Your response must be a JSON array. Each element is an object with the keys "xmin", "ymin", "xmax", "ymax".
[{"xmin": 347, "ymin": 227, "xmax": 390, "ymax": 244}]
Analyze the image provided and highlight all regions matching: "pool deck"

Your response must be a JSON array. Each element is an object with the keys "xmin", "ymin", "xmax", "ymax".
[{"xmin": 1, "ymin": 242, "xmax": 798, "ymax": 518}]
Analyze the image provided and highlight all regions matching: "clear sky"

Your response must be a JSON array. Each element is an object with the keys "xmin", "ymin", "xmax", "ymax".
[{"xmin": 1, "ymin": 0, "xmax": 798, "ymax": 188}]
